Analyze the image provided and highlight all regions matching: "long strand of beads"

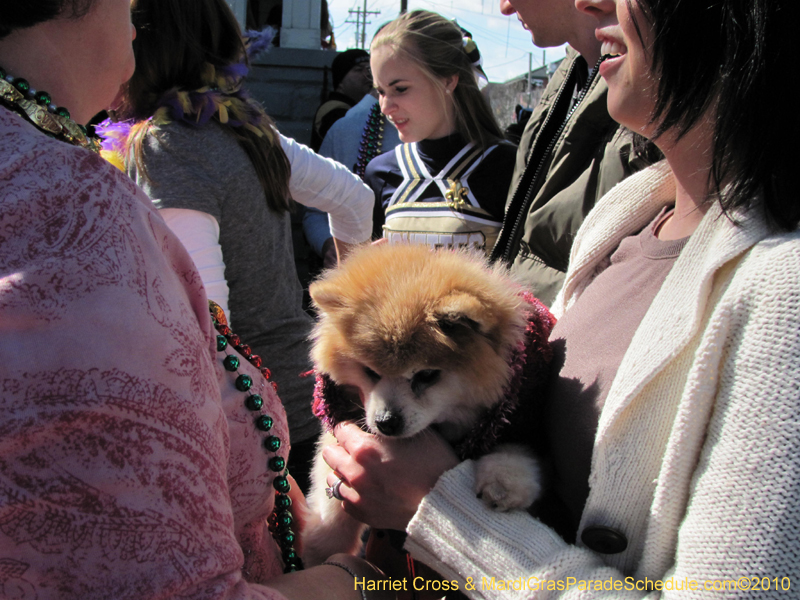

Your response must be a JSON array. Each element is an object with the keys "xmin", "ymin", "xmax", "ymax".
[{"xmin": 209, "ymin": 301, "xmax": 303, "ymax": 573}]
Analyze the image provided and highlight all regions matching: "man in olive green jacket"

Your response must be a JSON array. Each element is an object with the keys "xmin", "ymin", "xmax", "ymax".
[{"xmin": 491, "ymin": 0, "xmax": 649, "ymax": 306}]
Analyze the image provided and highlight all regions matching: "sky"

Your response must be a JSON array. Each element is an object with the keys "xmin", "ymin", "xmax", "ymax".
[{"xmin": 326, "ymin": 0, "xmax": 568, "ymax": 84}]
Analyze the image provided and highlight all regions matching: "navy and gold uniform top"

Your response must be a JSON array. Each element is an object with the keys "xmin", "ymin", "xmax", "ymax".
[{"xmin": 365, "ymin": 133, "xmax": 517, "ymax": 253}]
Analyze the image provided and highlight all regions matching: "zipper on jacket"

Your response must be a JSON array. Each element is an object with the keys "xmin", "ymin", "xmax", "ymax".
[{"xmin": 491, "ymin": 56, "xmax": 603, "ymax": 265}]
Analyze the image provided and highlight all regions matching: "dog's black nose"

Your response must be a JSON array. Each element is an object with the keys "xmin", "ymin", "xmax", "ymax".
[{"xmin": 375, "ymin": 412, "xmax": 404, "ymax": 436}]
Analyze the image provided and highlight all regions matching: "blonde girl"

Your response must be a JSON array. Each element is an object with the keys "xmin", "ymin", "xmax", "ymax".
[{"xmin": 365, "ymin": 10, "xmax": 517, "ymax": 253}]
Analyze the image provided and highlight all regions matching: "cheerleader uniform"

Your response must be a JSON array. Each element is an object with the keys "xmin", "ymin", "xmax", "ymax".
[{"xmin": 365, "ymin": 133, "xmax": 517, "ymax": 253}]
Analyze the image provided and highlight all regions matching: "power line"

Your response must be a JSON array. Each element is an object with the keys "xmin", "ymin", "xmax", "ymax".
[
  {"xmin": 346, "ymin": 0, "xmax": 380, "ymax": 48},
  {"xmin": 329, "ymin": 0, "xmax": 561, "ymax": 80},
  {"xmin": 342, "ymin": 0, "xmax": 532, "ymax": 51},
  {"xmin": 488, "ymin": 52, "xmax": 533, "ymax": 70},
  {"xmin": 422, "ymin": 1, "xmax": 535, "ymax": 50}
]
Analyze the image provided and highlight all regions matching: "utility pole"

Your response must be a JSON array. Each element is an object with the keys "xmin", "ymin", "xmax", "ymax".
[
  {"xmin": 528, "ymin": 53, "xmax": 533, "ymax": 108},
  {"xmin": 347, "ymin": 0, "xmax": 380, "ymax": 49}
]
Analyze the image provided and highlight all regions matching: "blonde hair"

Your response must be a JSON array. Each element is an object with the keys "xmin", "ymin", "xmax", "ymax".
[{"xmin": 371, "ymin": 10, "xmax": 503, "ymax": 150}]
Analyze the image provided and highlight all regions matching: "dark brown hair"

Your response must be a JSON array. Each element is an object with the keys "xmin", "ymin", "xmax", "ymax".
[
  {"xmin": 631, "ymin": 0, "xmax": 798, "ymax": 231},
  {"xmin": 0, "ymin": 0, "xmax": 97, "ymax": 38},
  {"xmin": 119, "ymin": 0, "xmax": 291, "ymax": 213}
]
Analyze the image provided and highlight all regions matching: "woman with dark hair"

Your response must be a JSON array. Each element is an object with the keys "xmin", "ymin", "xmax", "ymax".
[
  {"xmin": 365, "ymin": 10, "xmax": 517, "ymax": 252},
  {"xmin": 0, "ymin": 1, "xmax": 390, "ymax": 598},
  {"xmin": 102, "ymin": 0, "xmax": 375, "ymax": 492},
  {"xmin": 322, "ymin": 0, "xmax": 800, "ymax": 593}
]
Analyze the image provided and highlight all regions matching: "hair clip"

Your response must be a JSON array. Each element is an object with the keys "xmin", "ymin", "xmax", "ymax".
[{"xmin": 461, "ymin": 36, "xmax": 488, "ymax": 89}]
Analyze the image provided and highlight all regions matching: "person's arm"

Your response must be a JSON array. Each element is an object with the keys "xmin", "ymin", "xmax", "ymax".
[
  {"xmin": 302, "ymin": 205, "xmax": 337, "ymax": 266},
  {"xmin": 159, "ymin": 207, "xmax": 230, "ymax": 316},
  {"xmin": 299, "ymin": 122, "xmax": 359, "ymax": 265},
  {"xmin": 269, "ymin": 554, "xmax": 398, "ymax": 600},
  {"xmin": 280, "ymin": 133, "xmax": 373, "ymax": 249}
]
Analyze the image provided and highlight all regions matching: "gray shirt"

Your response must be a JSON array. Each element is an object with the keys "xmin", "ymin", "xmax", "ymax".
[{"xmin": 129, "ymin": 121, "xmax": 319, "ymax": 443}]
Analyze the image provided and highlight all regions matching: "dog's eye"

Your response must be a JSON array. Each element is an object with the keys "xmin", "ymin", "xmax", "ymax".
[
  {"xmin": 437, "ymin": 316, "xmax": 480, "ymax": 337},
  {"xmin": 411, "ymin": 369, "xmax": 441, "ymax": 395},
  {"xmin": 414, "ymin": 369, "xmax": 441, "ymax": 384},
  {"xmin": 363, "ymin": 366, "xmax": 381, "ymax": 382}
]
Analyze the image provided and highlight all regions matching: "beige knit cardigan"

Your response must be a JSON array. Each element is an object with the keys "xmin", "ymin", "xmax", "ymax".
[{"xmin": 404, "ymin": 161, "xmax": 800, "ymax": 598}]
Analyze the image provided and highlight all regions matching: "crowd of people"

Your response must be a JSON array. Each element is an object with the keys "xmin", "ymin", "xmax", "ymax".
[{"xmin": 1, "ymin": 0, "xmax": 798, "ymax": 599}]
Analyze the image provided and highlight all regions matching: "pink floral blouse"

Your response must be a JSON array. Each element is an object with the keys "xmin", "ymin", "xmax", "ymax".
[{"xmin": 0, "ymin": 107, "xmax": 292, "ymax": 600}]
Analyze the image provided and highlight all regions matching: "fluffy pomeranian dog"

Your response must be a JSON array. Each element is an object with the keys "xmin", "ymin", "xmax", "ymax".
[{"xmin": 301, "ymin": 243, "xmax": 555, "ymax": 566}]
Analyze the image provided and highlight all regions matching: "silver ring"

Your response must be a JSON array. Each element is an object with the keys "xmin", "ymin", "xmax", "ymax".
[{"xmin": 325, "ymin": 477, "xmax": 344, "ymax": 501}]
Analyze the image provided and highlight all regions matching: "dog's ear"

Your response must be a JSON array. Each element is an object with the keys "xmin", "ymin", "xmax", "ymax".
[
  {"xmin": 433, "ymin": 292, "xmax": 499, "ymax": 340},
  {"xmin": 309, "ymin": 279, "xmax": 346, "ymax": 315}
]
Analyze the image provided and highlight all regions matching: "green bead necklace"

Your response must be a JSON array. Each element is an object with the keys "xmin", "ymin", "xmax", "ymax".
[
  {"xmin": 0, "ymin": 65, "xmax": 99, "ymax": 152},
  {"xmin": 354, "ymin": 102, "xmax": 385, "ymax": 178},
  {"xmin": 209, "ymin": 301, "xmax": 303, "ymax": 573}
]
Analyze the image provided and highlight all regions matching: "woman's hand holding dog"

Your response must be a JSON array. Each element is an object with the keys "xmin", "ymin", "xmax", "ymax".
[{"xmin": 323, "ymin": 423, "xmax": 459, "ymax": 531}]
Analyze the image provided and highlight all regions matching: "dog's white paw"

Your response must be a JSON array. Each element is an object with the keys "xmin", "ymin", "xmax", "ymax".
[{"xmin": 474, "ymin": 445, "xmax": 542, "ymax": 511}]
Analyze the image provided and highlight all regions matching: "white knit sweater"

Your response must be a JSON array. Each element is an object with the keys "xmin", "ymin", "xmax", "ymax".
[{"xmin": 404, "ymin": 161, "xmax": 800, "ymax": 598}]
